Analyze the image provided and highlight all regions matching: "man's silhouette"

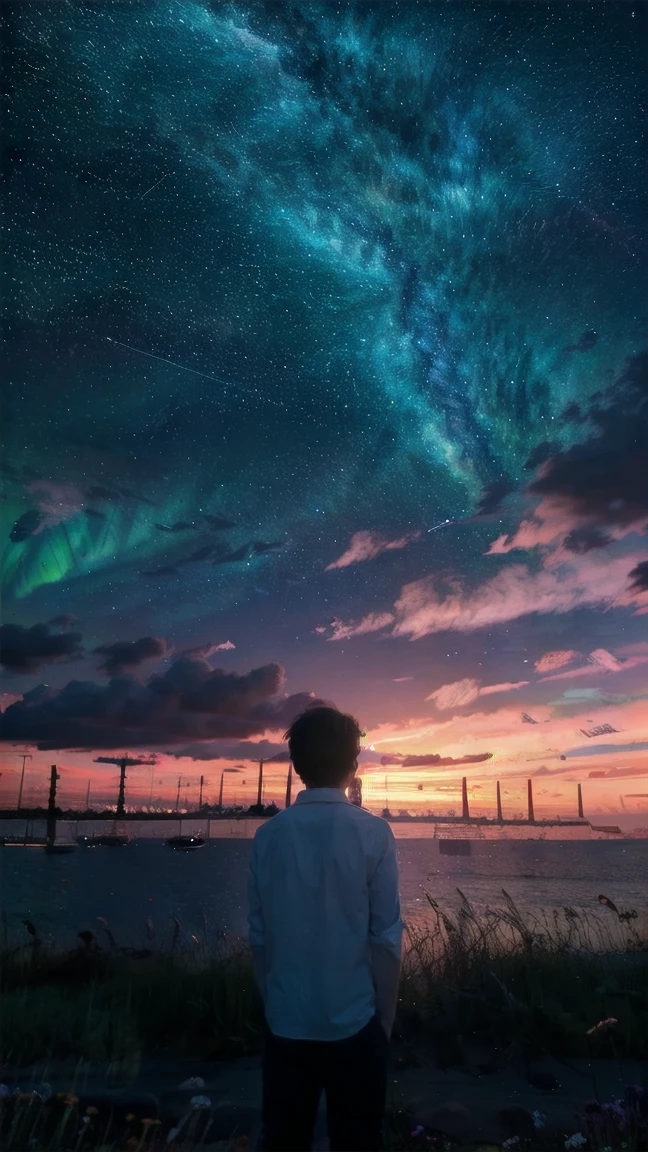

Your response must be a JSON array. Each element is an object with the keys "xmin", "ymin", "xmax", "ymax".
[{"xmin": 248, "ymin": 706, "xmax": 403, "ymax": 1151}]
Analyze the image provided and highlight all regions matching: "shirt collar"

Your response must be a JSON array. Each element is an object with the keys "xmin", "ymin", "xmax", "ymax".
[{"xmin": 294, "ymin": 787, "xmax": 351, "ymax": 804}]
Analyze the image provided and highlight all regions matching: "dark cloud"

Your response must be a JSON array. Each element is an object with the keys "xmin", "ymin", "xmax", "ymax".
[
  {"xmin": 628, "ymin": 560, "xmax": 648, "ymax": 592},
  {"xmin": 165, "ymin": 739, "xmax": 290, "ymax": 761},
  {"xmin": 182, "ymin": 545, "xmax": 214, "ymax": 564},
  {"xmin": 563, "ymin": 330, "xmax": 598, "ymax": 354},
  {"xmin": 203, "ymin": 514, "xmax": 237, "ymax": 530},
  {"xmin": 140, "ymin": 566, "xmax": 179, "ymax": 577},
  {"xmin": 0, "ymin": 622, "xmax": 84, "ymax": 674},
  {"xmin": 93, "ymin": 636, "xmax": 170, "ymax": 676},
  {"xmin": 0, "ymin": 655, "xmax": 323, "ymax": 749},
  {"xmin": 86, "ymin": 483, "xmax": 156, "ymax": 506},
  {"xmin": 154, "ymin": 521, "xmax": 197, "ymax": 533},
  {"xmin": 49, "ymin": 614, "xmax": 79, "ymax": 628},
  {"xmin": 10, "ymin": 509, "xmax": 42, "ymax": 542},
  {"xmin": 86, "ymin": 485, "xmax": 115, "ymax": 501},
  {"xmin": 523, "ymin": 441, "xmax": 559, "ymax": 471},
  {"xmin": 212, "ymin": 544, "xmax": 249, "ymax": 564},
  {"xmin": 379, "ymin": 752, "xmax": 492, "ymax": 767},
  {"xmin": 251, "ymin": 540, "xmax": 285, "ymax": 554},
  {"xmin": 564, "ymin": 525, "xmax": 613, "ymax": 554},
  {"xmin": 528, "ymin": 350, "xmax": 648, "ymax": 529},
  {"xmin": 560, "ymin": 402, "xmax": 586, "ymax": 424},
  {"xmin": 475, "ymin": 480, "xmax": 514, "ymax": 516}
]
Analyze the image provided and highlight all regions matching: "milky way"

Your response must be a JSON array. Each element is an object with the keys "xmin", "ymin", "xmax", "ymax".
[{"xmin": 2, "ymin": 3, "xmax": 647, "ymax": 794}]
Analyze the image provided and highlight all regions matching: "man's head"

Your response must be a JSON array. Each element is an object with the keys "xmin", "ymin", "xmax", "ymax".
[{"xmin": 284, "ymin": 705, "xmax": 363, "ymax": 789}]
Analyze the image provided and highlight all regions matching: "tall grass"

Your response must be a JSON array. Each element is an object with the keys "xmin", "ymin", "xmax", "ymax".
[
  {"xmin": 1, "ymin": 891, "xmax": 646, "ymax": 1072},
  {"xmin": 396, "ymin": 890, "xmax": 648, "ymax": 1067}
]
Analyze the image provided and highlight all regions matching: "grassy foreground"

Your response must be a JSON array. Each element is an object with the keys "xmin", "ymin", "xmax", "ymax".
[{"xmin": 1, "ymin": 892, "xmax": 647, "ymax": 1149}]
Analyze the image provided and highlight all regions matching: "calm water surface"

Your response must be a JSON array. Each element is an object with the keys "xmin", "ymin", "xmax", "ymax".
[{"xmin": 2, "ymin": 822, "xmax": 646, "ymax": 949}]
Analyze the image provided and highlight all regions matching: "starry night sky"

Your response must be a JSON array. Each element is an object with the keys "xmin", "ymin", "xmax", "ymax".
[{"xmin": 2, "ymin": 2, "xmax": 647, "ymax": 816}]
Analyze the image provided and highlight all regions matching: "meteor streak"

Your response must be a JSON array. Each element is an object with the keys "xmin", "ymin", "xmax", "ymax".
[{"xmin": 105, "ymin": 337, "xmax": 283, "ymax": 406}]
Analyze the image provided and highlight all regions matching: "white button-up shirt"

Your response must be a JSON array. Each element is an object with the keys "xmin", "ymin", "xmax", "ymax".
[{"xmin": 247, "ymin": 786, "xmax": 403, "ymax": 1041}]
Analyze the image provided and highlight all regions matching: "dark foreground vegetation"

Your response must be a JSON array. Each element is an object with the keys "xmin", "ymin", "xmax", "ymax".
[{"xmin": 2, "ymin": 892, "xmax": 647, "ymax": 1150}]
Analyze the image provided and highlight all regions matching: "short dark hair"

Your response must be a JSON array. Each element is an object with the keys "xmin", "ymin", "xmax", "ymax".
[{"xmin": 284, "ymin": 706, "xmax": 363, "ymax": 788}]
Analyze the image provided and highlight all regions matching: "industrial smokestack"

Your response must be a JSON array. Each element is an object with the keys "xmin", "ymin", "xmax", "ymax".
[
  {"xmin": 577, "ymin": 782, "xmax": 584, "ymax": 819},
  {"xmin": 46, "ymin": 765, "xmax": 59, "ymax": 847},
  {"xmin": 285, "ymin": 763, "xmax": 293, "ymax": 808},
  {"xmin": 496, "ymin": 780, "xmax": 503, "ymax": 822},
  {"xmin": 257, "ymin": 760, "xmax": 264, "ymax": 808},
  {"xmin": 527, "ymin": 778, "xmax": 535, "ymax": 822},
  {"xmin": 462, "ymin": 777, "xmax": 470, "ymax": 820}
]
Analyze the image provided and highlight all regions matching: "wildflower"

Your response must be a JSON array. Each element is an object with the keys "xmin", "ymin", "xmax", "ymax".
[
  {"xmin": 532, "ymin": 1110, "xmax": 547, "ymax": 1129},
  {"xmin": 178, "ymin": 1076, "xmax": 205, "ymax": 1089},
  {"xmin": 586, "ymin": 1017, "xmax": 618, "ymax": 1035},
  {"xmin": 126, "ymin": 1112, "xmax": 136, "ymax": 1121},
  {"xmin": 565, "ymin": 1134, "xmax": 587, "ymax": 1149},
  {"xmin": 410, "ymin": 1125, "xmax": 425, "ymax": 1137},
  {"xmin": 190, "ymin": 1094, "xmax": 211, "ymax": 1109},
  {"xmin": 166, "ymin": 1126, "xmax": 180, "ymax": 1145},
  {"xmin": 142, "ymin": 1118, "xmax": 161, "ymax": 1126},
  {"xmin": 0, "ymin": 1085, "xmax": 8, "ymax": 1099},
  {"xmin": 502, "ymin": 1138, "xmax": 520, "ymax": 1149},
  {"xmin": 85, "ymin": 1105, "xmax": 99, "ymax": 1115},
  {"xmin": 63, "ymin": 1093, "xmax": 78, "ymax": 1107}
]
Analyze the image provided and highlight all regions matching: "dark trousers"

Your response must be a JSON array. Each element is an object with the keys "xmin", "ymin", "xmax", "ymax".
[{"xmin": 259, "ymin": 1012, "xmax": 389, "ymax": 1152}]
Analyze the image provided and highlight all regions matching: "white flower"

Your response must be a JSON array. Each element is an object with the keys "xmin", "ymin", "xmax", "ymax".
[
  {"xmin": 179, "ymin": 1076, "xmax": 205, "ymax": 1089},
  {"xmin": 565, "ymin": 1135, "xmax": 587, "ymax": 1150},
  {"xmin": 502, "ymin": 1139, "xmax": 520, "ymax": 1149},
  {"xmin": 532, "ymin": 1110, "xmax": 547, "ymax": 1129},
  {"xmin": 167, "ymin": 1126, "xmax": 180, "ymax": 1145}
]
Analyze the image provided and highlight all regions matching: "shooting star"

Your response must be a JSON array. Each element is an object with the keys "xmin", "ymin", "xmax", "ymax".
[
  {"xmin": 427, "ymin": 519, "xmax": 453, "ymax": 533},
  {"xmin": 105, "ymin": 338, "xmax": 283, "ymax": 407},
  {"xmin": 139, "ymin": 174, "xmax": 168, "ymax": 199}
]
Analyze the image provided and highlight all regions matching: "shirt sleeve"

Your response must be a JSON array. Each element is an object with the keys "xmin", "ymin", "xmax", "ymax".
[
  {"xmin": 368, "ymin": 824, "xmax": 404, "ymax": 958},
  {"xmin": 247, "ymin": 835, "xmax": 265, "ymax": 949}
]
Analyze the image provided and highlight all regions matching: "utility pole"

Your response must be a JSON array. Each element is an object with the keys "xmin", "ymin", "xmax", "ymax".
[
  {"xmin": 85, "ymin": 779, "xmax": 91, "ymax": 811},
  {"xmin": 285, "ymin": 763, "xmax": 293, "ymax": 808},
  {"xmin": 256, "ymin": 760, "xmax": 264, "ymax": 809},
  {"xmin": 496, "ymin": 780, "xmax": 503, "ymax": 822},
  {"xmin": 577, "ymin": 782, "xmax": 584, "ymax": 819},
  {"xmin": 199, "ymin": 775, "xmax": 204, "ymax": 810},
  {"xmin": 218, "ymin": 771, "xmax": 224, "ymax": 813},
  {"xmin": 175, "ymin": 775, "xmax": 182, "ymax": 812},
  {"xmin": 15, "ymin": 753, "xmax": 32, "ymax": 812}
]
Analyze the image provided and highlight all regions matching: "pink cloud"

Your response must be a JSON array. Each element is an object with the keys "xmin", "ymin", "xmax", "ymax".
[
  {"xmin": 426, "ymin": 678, "xmax": 481, "ymax": 710},
  {"xmin": 588, "ymin": 648, "xmax": 622, "ymax": 672},
  {"xmin": 427, "ymin": 677, "xmax": 530, "ymax": 711},
  {"xmin": 487, "ymin": 496, "xmax": 648, "ymax": 557},
  {"xmin": 328, "ymin": 612, "xmax": 395, "ymax": 641},
  {"xmin": 0, "ymin": 692, "xmax": 22, "ymax": 713},
  {"xmin": 331, "ymin": 549, "xmax": 648, "ymax": 642},
  {"xmin": 535, "ymin": 650, "xmax": 579, "ymax": 674},
  {"xmin": 539, "ymin": 649, "xmax": 648, "ymax": 683},
  {"xmin": 28, "ymin": 481, "xmax": 85, "ymax": 531},
  {"xmin": 479, "ymin": 680, "xmax": 529, "ymax": 696},
  {"xmin": 325, "ymin": 529, "xmax": 420, "ymax": 571}
]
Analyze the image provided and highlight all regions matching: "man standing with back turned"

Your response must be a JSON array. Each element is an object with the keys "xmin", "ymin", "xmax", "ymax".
[{"xmin": 248, "ymin": 705, "xmax": 403, "ymax": 1152}]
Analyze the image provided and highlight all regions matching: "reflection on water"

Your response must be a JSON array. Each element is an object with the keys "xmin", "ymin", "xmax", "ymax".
[{"xmin": 2, "ymin": 824, "xmax": 646, "ymax": 950}]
